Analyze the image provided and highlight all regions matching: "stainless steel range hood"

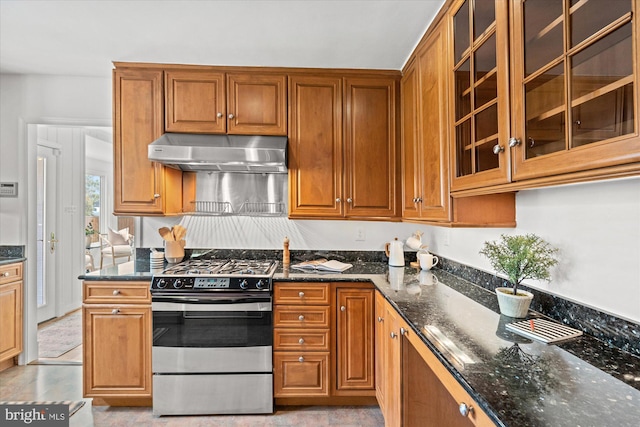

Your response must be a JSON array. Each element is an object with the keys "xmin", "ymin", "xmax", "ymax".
[{"xmin": 148, "ymin": 133, "xmax": 287, "ymax": 173}]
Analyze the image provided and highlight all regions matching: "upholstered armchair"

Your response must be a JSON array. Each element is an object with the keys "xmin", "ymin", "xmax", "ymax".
[{"xmin": 99, "ymin": 228, "xmax": 134, "ymax": 269}]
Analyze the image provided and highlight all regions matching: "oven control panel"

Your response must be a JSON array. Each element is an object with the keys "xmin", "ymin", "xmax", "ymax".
[{"xmin": 151, "ymin": 276, "xmax": 271, "ymax": 292}]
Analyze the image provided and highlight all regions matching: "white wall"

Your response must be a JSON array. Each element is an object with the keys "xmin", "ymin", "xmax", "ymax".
[
  {"xmin": 0, "ymin": 73, "xmax": 111, "ymax": 362},
  {"xmin": 1, "ymin": 74, "xmax": 638, "ymax": 365}
]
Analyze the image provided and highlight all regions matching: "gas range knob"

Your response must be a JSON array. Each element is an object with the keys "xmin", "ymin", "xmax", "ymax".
[
  {"xmin": 173, "ymin": 279, "xmax": 184, "ymax": 289},
  {"xmin": 240, "ymin": 279, "xmax": 249, "ymax": 290},
  {"xmin": 256, "ymin": 280, "xmax": 264, "ymax": 290},
  {"xmin": 156, "ymin": 279, "xmax": 167, "ymax": 289}
]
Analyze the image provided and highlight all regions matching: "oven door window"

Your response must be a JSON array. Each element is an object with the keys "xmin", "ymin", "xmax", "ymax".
[{"xmin": 153, "ymin": 309, "xmax": 272, "ymax": 348}]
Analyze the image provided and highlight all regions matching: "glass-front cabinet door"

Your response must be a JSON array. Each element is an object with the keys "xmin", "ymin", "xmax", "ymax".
[
  {"xmin": 510, "ymin": 0, "xmax": 639, "ymax": 180},
  {"xmin": 450, "ymin": 0, "xmax": 511, "ymax": 191}
]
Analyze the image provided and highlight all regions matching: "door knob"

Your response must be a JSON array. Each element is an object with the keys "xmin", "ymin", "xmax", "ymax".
[
  {"xmin": 217, "ymin": 112, "xmax": 223, "ymax": 118},
  {"xmin": 228, "ymin": 113, "xmax": 235, "ymax": 119},
  {"xmin": 508, "ymin": 137, "xmax": 521, "ymax": 147},
  {"xmin": 492, "ymin": 144, "xmax": 504, "ymax": 154},
  {"xmin": 48, "ymin": 232, "xmax": 58, "ymax": 254}
]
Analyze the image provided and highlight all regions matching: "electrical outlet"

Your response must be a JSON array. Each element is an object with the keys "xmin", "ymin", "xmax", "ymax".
[
  {"xmin": 356, "ymin": 228, "xmax": 366, "ymax": 241},
  {"xmin": 443, "ymin": 228, "xmax": 451, "ymax": 246}
]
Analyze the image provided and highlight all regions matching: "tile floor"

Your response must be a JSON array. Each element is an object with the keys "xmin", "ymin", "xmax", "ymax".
[{"xmin": 0, "ymin": 365, "xmax": 385, "ymax": 426}]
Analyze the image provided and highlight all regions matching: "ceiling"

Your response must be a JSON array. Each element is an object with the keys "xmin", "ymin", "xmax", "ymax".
[{"xmin": 0, "ymin": 0, "xmax": 445, "ymax": 78}]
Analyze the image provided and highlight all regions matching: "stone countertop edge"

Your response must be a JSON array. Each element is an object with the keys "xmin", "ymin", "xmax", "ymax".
[
  {"xmin": 0, "ymin": 257, "xmax": 27, "ymax": 266},
  {"xmin": 79, "ymin": 260, "xmax": 640, "ymax": 427}
]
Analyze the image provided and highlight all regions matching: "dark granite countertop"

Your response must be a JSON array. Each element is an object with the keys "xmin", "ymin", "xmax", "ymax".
[{"xmin": 79, "ymin": 256, "xmax": 640, "ymax": 427}]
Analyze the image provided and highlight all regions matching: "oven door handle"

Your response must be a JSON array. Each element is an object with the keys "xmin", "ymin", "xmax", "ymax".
[{"xmin": 152, "ymin": 298, "xmax": 272, "ymax": 312}]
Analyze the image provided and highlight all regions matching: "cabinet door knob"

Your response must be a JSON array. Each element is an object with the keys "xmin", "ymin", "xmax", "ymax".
[
  {"xmin": 153, "ymin": 193, "xmax": 160, "ymax": 199},
  {"xmin": 298, "ymin": 315, "xmax": 305, "ymax": 321},
  {"xmin": 341, "ymin": 305, "xmax": 346, "ymax": 312},
  {"xmin": 112, "ymin": 289, "xmax": 120, "ymax": 296},
  {"xmin": 299, "ymin": 291, "xmax": 305, "ymax": 298},
  {"xmin": 377, "ymin": 316, "xmax": 384, "ymax": 323},
  {"xmin": 508, "ymin": 137, "xmax": 521, "ymax": 147},
  {"xmin": 336, "ymin": 198, "xmax": 342, "ymax": 203},
  {"xmin": 2, "ymin": 272, "xmax": 9, "ymax": 277},
  {"xmin": 299, "ymin": 338, "xmax": 305, "ymax": 344},
  {"xmin": 400, "ymin": 327, "xmax": 407, "ymax": 336},
  {"xmin": 111, "ymin": 309, "xmax": 120, "ymax": 315},
  {"xmin": 298, "ymin": 356, "xmax": 305, "ymax": 362},
  {"xmin": 492, "ymin": 144, "xmax": 505, "ymax": 154},
  {"xmin": 228, "ymin": 113, "xmax": 235, "ymax": 119},
  {"xmin": 390, "ymin": 332, "xmax": 397, "ymax": 339},
  {"xmin": 216, "ymin": 112, "xmax": 223, "ymax": 118},
  {"xmin": 459, "ymin": 402, "xmax": 473, "ymax": 417},
  {"xmin": 346, "ymin": 197, "xmax": 353, "ymax": 203}
]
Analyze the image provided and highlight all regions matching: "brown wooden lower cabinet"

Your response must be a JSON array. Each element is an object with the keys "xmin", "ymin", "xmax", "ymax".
[
  {"xmin": 0, "ymin": 262, "xmax": 23, "ymax": 372},
  {"xmin": 273, "ymin": 351, "xmax": 330, "ymax": 397},
  {"xmin": 376, "ymin": 291, "xmax": 494, "ymax": 427},
  {"xmin": 82, "ymin": 281, "xmax": 152, "ymax": 406},
  {"xmin": 273, "ymin": 282, "xmax": 376, "ymax": 405}
]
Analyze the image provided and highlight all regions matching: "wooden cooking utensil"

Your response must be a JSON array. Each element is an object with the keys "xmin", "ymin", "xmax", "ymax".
[
  {"xmin": 173, "ymin": 225, "xmax": 187, "ymax": 241},
  {"xmin": 159, "ymin": 227, "xmax": 173, "ymax": 241}
]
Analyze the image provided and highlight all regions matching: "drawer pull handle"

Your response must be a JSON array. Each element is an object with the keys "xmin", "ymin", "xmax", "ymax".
[
  {"xmin": 298, "ymin": 315, "xmax": 305, "ymax": 321},
  {"xmin": 2, "ymin": 272, "xmax": 9, "ymax": 277},
  {"xmin": 299, "ymin": 292, "xmax": 305, "ymax": 298},
  {"xmin": 112, "ymin": 290, "xmax": 120, "ymax": 296},
  {"xmin": 377, "ymin": 316, "xmax": 384, "ymax": 323},
  {"xmin": 111, "ymin": 309, "xmax": 120, "ymax": 315},
  {"xmin": 299, "ymin": 338, "xmax": 305, "ymax": 344},
  {"xmin": 298, "ymin": 356, "xmax": 304, "ymax": 363},
  {"xmin": 340, "ymin": 305, "xmax": 346, "ymax": 312},
  {"xmin": 459, "ymin": 402, "xmax": 473, "ymax": 417}
]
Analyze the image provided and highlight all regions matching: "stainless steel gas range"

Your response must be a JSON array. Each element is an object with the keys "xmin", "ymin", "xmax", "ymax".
[{"xmin": 150, "ymin": 259, "xmax": 276, "ymax": 416}]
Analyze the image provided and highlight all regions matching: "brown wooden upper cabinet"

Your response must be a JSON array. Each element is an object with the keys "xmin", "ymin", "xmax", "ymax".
[
  {"xmin": 113, "ymin": 68, "xmax": 183, "ymax": 215},
  {"xmin": 288, "ymin": 74, "xmax": 399, "ymax": 220},
  {"xmin": 449, "ymin": 0, "xmax": 512, "ymax": 192},
  {"xmin": 509, "ymin": 0, "xmax": 639, "ymax": 181},
  {"xmin": 165, "ymin": 70, "xmax": 287, "ymax": 135},
  {"xmin": 402, "ymin": 19, "xmax": 451, "ymax": 222},
  {"xmin": 447, "ymin": 0, "xmax": 639, "ymax": 193}
]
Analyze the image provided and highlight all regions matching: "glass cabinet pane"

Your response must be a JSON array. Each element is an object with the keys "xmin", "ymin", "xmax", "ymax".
[
  {"xmin": 525, "ymin": 63, "xmax": 566, "ymax": 159},
  {"xmin": 570, "ymin": 0, "xmax": 631, "ymax": 47},
  {"xmin": 474, "ymin": 34, "xmax": 496, "ymax": 81},
  {"xmin": 455, "ymin": 59, "xmax": 471, "ymax": 120},
  {"xmin": 456, "ymin": 120, "xmax": 472, "ymax": 177},
  {"xmin": 524, "ymin": 0, "xmax": 563, "ymax": 76},
  {"xmin": 570, "ymin": 22, "xmax": 634, "ymax": 147},
  {"xmin": 474, "ymin": 0, "xmax": 495, "ymax": 39},
  {"xmin": 454, "ymin": 0, "xmax": 470, "ymax": 63}
]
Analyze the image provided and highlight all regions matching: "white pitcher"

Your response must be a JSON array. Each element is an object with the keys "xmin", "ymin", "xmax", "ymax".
[{"xmin": 385, "ymin": 238, "xmax": 405, "ymax": 267}]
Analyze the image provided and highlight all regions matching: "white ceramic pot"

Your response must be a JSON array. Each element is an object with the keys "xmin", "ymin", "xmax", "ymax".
[{"xmin": 495, "ymin": 287, "xmax": 533, "ymax": 318}]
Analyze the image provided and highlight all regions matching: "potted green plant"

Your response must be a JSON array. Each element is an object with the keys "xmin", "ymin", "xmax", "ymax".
[{"xmin": 480, "ymin": 233, "xmax": 558, "ymax": 318}]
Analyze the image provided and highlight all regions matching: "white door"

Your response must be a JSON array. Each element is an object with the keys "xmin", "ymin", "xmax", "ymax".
[{"xmin": 36, "ymin": 145, "xmax": 59, "ymax": 323}]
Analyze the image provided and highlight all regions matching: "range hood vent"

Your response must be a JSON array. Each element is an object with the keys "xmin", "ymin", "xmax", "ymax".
[{"xmin": 148, "ymin": 133, "xmax": 287, "ymax": 173}]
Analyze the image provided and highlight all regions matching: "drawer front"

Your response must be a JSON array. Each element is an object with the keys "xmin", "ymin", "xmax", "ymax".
[
  {"xmin": 273, "ymin": 305, "xmax": 331, "ymax": 328},
  {"xmin": 273, "ymin": 328, "xmax": 330, "ymax": 351},
  {"xmin": 0, "ymin": 262, "xmax": 22, "ymax": 285},
  {"xmin": 84, "ymin": 281, "xmax": 151, "ymax": 304},
  {"xmin": 274, "ymin": 351, "xmax": 330, "ymax": 397},
  {"xmin": 274, "ymin": 283, "xmax": 330, "ymax": 305}
]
